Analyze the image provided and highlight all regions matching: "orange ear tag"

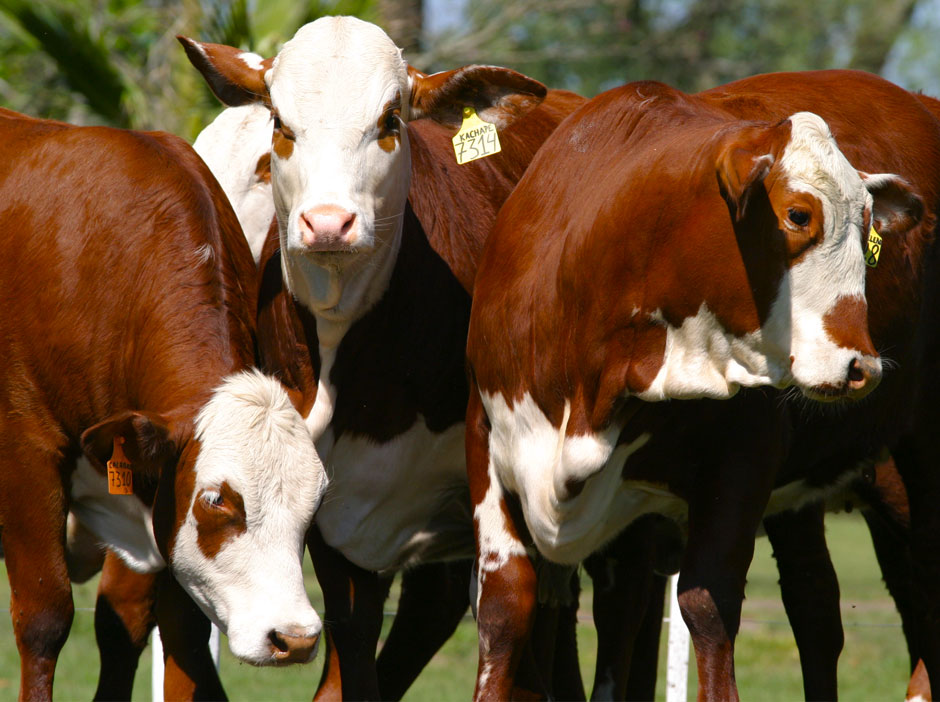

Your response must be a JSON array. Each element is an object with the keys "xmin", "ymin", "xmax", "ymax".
[{"xmin": 107, "ymin": 437, "xmax": 133, "ymax": 495}]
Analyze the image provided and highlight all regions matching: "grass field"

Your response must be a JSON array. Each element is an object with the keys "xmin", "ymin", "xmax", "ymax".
[{"xmin": 0, "ymin": 512, "xmax": 910, "ymax": 700}]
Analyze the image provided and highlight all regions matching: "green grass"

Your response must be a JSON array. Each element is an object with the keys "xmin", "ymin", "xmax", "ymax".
[{"xmin": 0, "ymin": 512, "xmax": 910, "ymax": 700}]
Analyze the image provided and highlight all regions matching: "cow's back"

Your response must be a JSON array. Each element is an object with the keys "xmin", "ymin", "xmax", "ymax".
[{"xmin": 0, "ymin": 111, "xmax": 257, "ymax": 433}]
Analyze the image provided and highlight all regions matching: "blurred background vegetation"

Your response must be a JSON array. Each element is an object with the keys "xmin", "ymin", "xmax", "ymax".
[{"xmin": 1, "ymin": 0, "xmax": 939, "ymax": 141}]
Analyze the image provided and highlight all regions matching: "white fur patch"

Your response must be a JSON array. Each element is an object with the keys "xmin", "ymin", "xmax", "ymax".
[
  {"xmin": 171, "ymin": 370, "xmax": 326, "ymax": 665},
  {"xmin": 315, "ymin": 418, "xmax": 472, "ymax": 572},
  {"xmin": 483, "ymin": 391, "xmax": 670, "ymax": 564},
  {"xmin": 68, "ymin": 457, "xmax": 165, "ymax": 572},
  {"xmin": 638, "ymin": 304, "xmax": 782, "ymax": 401},
  {"xmin": 238, "ymin": 51, "xmax": 265, "ymax": 71}
]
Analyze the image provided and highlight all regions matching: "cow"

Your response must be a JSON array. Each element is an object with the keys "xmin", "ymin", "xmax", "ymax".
[
  {"xmin": 681, "ymin": 69, "xmax": 940, "ymax": 700},
  {"xmin": 464, "ymin": 73, "xmax": 924, "ymax": 700},
  {"xmin": 0, "ymin": 107, "xmax": 329, "ymax": 700},
  {"xmin": 179, "ymin": 15, "xmax": 585, "ymax": 699},
  {"xmin": 193, "ymin": 103, "xmax": 275, "ymax": 264}
]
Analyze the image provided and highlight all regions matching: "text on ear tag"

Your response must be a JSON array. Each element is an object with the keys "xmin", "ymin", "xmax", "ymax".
[
  {"xmin": 865, "ymin": 225, "xmax": 883, "ymax": 268},
  {"xmin": 452, "ymin": 107, "xmax": 501, "ymax": 165},
  {"xmin": 107, "ymin": 437, "xmax": 133, "ymax": 495}
]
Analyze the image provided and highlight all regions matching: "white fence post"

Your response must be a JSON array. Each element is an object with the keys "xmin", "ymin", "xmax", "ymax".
[
  {"xmin": 152, "ymin": 623, "xmax": 221, "ymax": 701},
  {"xmin": 665, "ymin": 572, "xmax": 690, "ymax": 702}
]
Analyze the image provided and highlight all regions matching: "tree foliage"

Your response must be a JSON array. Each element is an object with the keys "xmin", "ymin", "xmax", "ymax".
[
  {"xmin": 0, "ymin": 0, "xmax": 377, "ymax": 138},
  {"xmin": 0, "ymin": 0, "xmax": 936, "ymax": 138},
  {"xmin": 417, "ymin": 0, "xmax": 924, "ymax": 96}
]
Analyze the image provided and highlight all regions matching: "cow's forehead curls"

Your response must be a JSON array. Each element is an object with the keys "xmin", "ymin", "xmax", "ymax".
[
  {"xmin": 781, "ymin": 111, "xmax": 865, "ymax": 199},
  {"xmin": 193, "ymin": 370, "xmax": 326, "ymax": 510},
  {"xmin": 269, "ymin": 17, "xmax": 407, "ymax": 109}
]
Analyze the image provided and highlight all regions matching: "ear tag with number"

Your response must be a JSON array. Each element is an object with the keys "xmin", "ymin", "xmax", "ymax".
[
  {"xmin": 865, "ymin": 225, "xmax": 883, "ymax": 268},
  {"xmin": 452, "ymin": 107, "xmax": 501, "ymax": 165},
  {"xmin": 107, "ymin": 437, "xmax": 133, "ymax": 495}
]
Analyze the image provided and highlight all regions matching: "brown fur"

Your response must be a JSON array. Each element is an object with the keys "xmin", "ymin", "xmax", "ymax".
[{"xmin": 0, "ymin": 107, "xmax": 257, "ymax": 698}]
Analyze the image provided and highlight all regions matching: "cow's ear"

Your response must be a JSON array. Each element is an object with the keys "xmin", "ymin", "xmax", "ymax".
[
  {"xmin": 407, "ymin": 64, "xmax": 546, "ymax": 129},
  {"xmin": 860, "ymin": 171, "xmax": 924, "ymax": 236},
  {"xmin": 178, "ymin": 36, "xmax": 273, "ymax": 107},
  {"xmin": 81, "ymin": 411, "xmax": 179, "ymax": 476},
  {"xmin": 716, "ymin": 120, "xmax": 791, "ymax": 222}
]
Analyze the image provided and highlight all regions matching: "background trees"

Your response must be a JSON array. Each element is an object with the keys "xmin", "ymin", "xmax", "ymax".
[{"xmin": 0, "ymin": 0, "xmax": 938, "ymax": 139}]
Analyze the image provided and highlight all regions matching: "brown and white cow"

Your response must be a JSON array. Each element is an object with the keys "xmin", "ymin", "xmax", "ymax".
[
  {"xmin": 180, "ymin": 15, "xmax": 585, "ymax": 699},
  {"xmin": 0, "ymin": 108, "xmax": 328, "ymax": 699},
  {"xmin": 464, "ymin": 77, "xmax": 920, "ymax": 699}
]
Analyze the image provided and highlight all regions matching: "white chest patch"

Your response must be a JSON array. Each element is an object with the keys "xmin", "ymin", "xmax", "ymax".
[
  {"xmin": 69, "ymin": 457, "xmax": 165, "ymax": 573},
  {"xmin": 482, "ymin": 392, "xmax": 685, "ymax": 564},
  {"xmin": 636, "ymin": 304, "xmax": 788, "ymax": 401},
  {"xmin": 314, "ymin": 419, "xmax": 472, "ymax": 571}
]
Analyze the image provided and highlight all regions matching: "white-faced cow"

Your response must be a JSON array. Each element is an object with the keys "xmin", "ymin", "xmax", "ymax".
[
  {"xmin": 464, "ymin": 78, "xmax": 921, "ymax": 699},
  {"xmin": 179, "ymin": 15, "xmax": 585, "ymax": 699},
  {"xmin": 0, "ymin": 107, "xmax": 328, "ymax": 699}
]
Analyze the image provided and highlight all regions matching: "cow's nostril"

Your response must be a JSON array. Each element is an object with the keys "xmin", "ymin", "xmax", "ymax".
[
  {"xmin": 268, "ymin": 628, "xmax": 320, "ymax": 664},
  {"xmin": 848, "ymin": 357, "xmax": 865, "ymax": 384},
  {"xmin": 268, "ymin": 629, "xmax": 289, "ymax": 654}
]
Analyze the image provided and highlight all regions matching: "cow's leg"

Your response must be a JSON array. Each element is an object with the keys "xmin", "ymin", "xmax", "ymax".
[
  {"xmin": 678, "ymin": 395, "xmax": 784, "ymax": 702},
  {"xmin": 0, "ymin": 447, "xmax": 73, "ymax": 702},
  {"xmin": 892, "ymin": 437, "xmax": 940, "ymax": 692},
  {"xmin": 550, "ymin": 571, "xmax": 586, "ymax": 702},
  {"xmin": 855, "ymin": 457, "xmax": 920, "ymax": 673},
  {"xmin": 862, "ymin": 507, "xmax": 919, "ymax": 671},
  {"xmin": 376, "ymin": 559, "xmax": 471, "ymax": 700},
  {"xmin": 763, "ymin": 503, "xmax": 842, "ymax": 701},
  {"xmin": 585, "ymin": 519, "xmax": 658, "ymax": 701},
  {"xmin": 93, "ymin": 551, "xmax": 158, "ymax": 701},
  {"xmin": 624, "ymin": 572, "xmax": 667, "ymax": 702},
  {"xmin": 466, "ymin": 389, "xmax": 537, "ymax": 702},
  {"xmin": 155, "ymin": 572, "xmax": 226, "ymax": 701},
  {"xmin": 308, "ymin": 526, "xmax": 391, "ymax": 702}
]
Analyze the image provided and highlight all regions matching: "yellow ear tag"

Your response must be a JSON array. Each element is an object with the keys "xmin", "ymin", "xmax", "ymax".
[
  {"xmin": 865, "ymin": 225, "xmax": 883, "ymax": 268},
  {"xmin": 452, "ymin": 107, "xmax": 501, "ymax": 165},
  {"xmin": 107, "ymin": 437, "xmax": 133, "ymax": 495}
]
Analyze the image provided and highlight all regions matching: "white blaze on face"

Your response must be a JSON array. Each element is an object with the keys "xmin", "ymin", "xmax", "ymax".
[
  {"xmin": 171, "ymin": 370, "xmax": 328, "ymax": 665},
  {"xmin": 267, "ymin": 17, "xmax": 411, "ymax": 322},
  {"xmin": 769, "ymin": 111, "xmax": 880, "ymax": 396},
  {"xmin": 193, "ymin": 104, "xmax": 275, "ymax": 264}
]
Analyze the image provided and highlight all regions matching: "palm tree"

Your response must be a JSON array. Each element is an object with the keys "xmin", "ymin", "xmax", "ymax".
[{"xmin": 0, "ymin": 0, "xmax": 376, "ymax": 139}]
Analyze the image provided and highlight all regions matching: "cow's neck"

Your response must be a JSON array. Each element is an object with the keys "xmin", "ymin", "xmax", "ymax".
[{"xmin": 283, "ymin": 221, "xmax": 404, "ymax": 440}]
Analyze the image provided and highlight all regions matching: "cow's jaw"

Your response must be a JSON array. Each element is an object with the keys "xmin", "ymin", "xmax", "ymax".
[{"xmin": 170, "ymin": 370, "xmax": 327, "ymax": 666}]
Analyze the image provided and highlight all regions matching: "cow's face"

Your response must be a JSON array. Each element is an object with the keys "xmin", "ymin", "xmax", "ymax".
[
  {"xmin": 179, "ymin": 17, "xmax": 545, "ymax": 322},
  {"xmin": 711, "ymin": 111, "xmax": 921, "ymax": 401},
  {"xmin": 82, "ymin": 371, "xmax": 327, "ymax": 666}
]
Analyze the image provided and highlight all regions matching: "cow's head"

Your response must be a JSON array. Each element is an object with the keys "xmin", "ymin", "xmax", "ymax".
[
  {"xmin": 712, "ymin": 111, "xmax": 920, "ymax": 401},
  {"xmin": 179, "ymin": 16, "xmax": 545, "ymax": 327},
  {"xmin": 82, "ymin": 371, "xmax": 326, "ymax": 665}
]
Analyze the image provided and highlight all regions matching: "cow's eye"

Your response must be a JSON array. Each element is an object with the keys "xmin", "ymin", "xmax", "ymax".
[
  {"xmin": 202, "ymin": 491, "xmax": 224, "ymax": 508},
  {"xmin": 273, "ymin": 114, "xmax": 295, "ymax": 141},
  {"xmin": 788, "ymin": 208, "xmax": 810, "ymax": 227},
  {"xmin": 383, "ymin": 112, "xmax": 400, "ymax": 135}
]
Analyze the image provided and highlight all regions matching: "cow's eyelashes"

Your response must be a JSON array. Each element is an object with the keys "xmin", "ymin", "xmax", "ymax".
[
  {"xmin": 273, "ymin": 113, "xmax": 295, "ymax": 141},
  {"xmin": 202, "ymin": 490, "xmax": 225, "ymax": 509},
  {"xmin": 787, "ymin": 208, "xmax": 810, "ymax": 227}
]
